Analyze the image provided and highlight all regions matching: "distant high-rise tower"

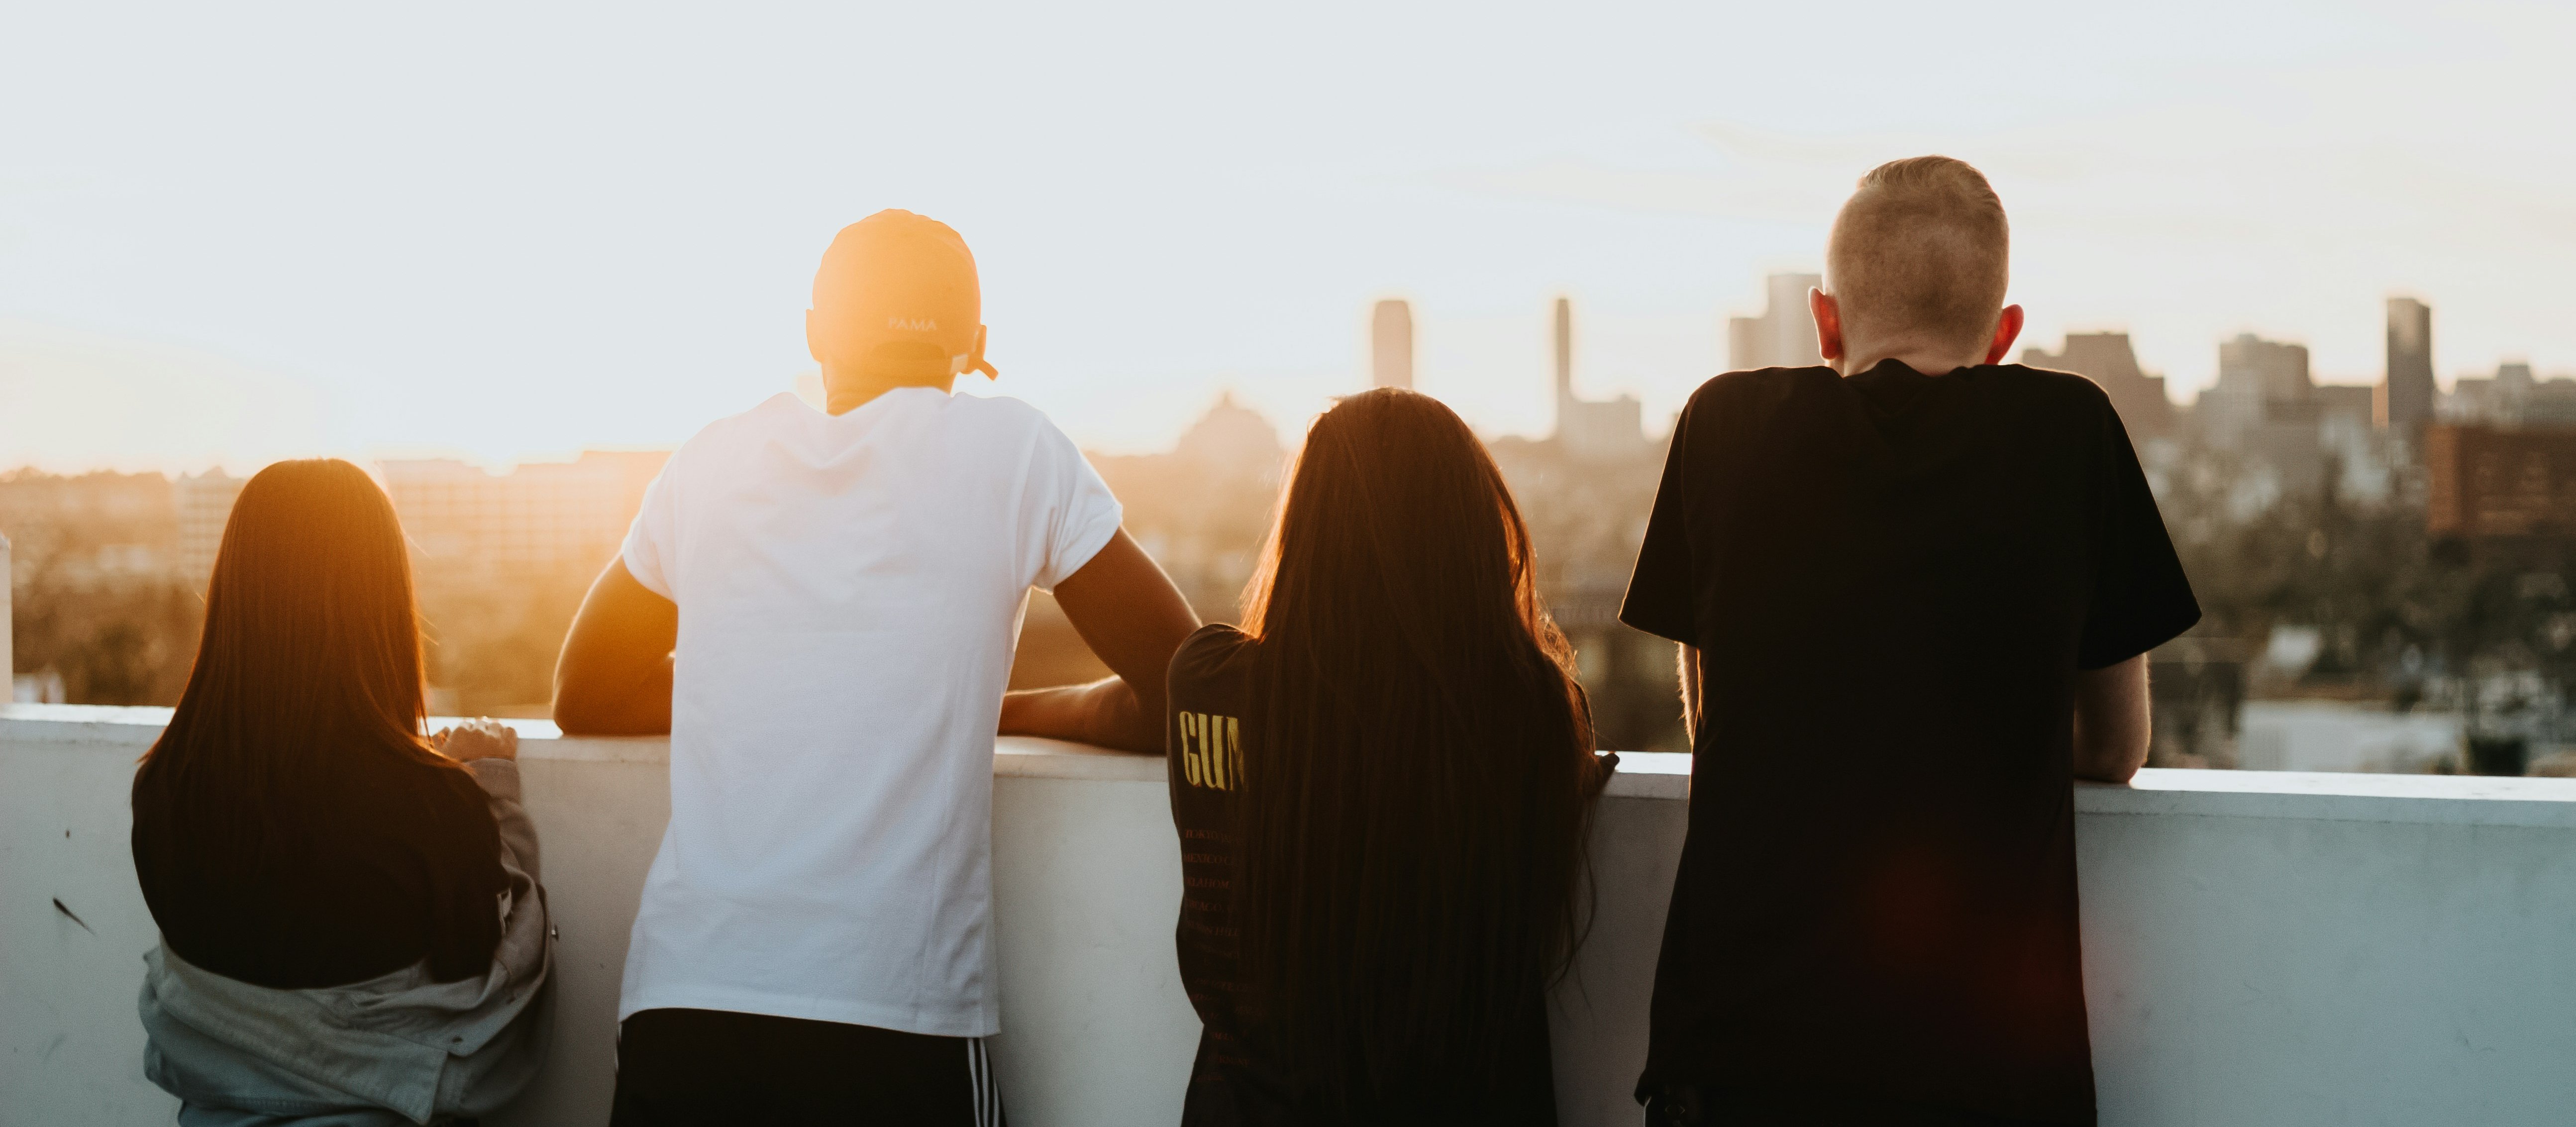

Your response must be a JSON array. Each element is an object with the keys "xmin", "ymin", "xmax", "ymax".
[
  {"xmin": 2382, "ymin": 297, "xmax": 2434, "ymax": 436},
  {"xmin": 1371, "ymin": 300, "xmax": 1414, "ymax": 390},
  {"xmin": 2196, "ymin": 332, "xmax": 2314, "ymax": 450},
  {"xmin": 1726, "ymin": 273, "xmax": 1825, "ymax": 370},
  {"xmin": 2022, "ymin": 332, "xmax": 2173, "ymax": 438},
  {"xmin": 172, "ymin": 470, "xmax": 246, "ymax": 590},
  {"xmin": 2218, "ymin": 333, "xmax": 2314, "ymax": 405},
  {"xmin": 1550, "ymin": 297, "xmax": 1646, "ymax": 462},
  {"xmin": 1553, "ymin": 296, "xmax": 1574, "ymax": 416}
]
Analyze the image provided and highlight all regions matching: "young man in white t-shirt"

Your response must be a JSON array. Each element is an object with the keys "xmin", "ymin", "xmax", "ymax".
[{"xmin": 553, "ymin": 209, "xmax": 1201, "ymax": 1124}]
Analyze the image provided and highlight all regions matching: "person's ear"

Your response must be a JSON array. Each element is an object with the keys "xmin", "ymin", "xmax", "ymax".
[
  {"xmin": 971, "ymin": 324, "xmax": 993, "ymax": 380},
  {"xmin": 1984, "ymin": 304, "xmax": 2026, "ymax": 366},
  {"xmin": 805, "ymin": 310, "xmax": 824, "ymax": 365},
  {"xmin": 1809, "ymin": 288, "xmax": 1845, "ymax": 363}
]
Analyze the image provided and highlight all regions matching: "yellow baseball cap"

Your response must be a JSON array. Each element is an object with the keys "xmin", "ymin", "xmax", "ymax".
[{"xmin": 810, "ymin": 210, "xmax": 997, "ymax": 378}]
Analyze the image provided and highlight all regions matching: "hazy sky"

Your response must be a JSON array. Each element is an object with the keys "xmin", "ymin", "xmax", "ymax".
[{"xmin": 5, "ymin": 0, "xmax": 2573, "ymax": 472}]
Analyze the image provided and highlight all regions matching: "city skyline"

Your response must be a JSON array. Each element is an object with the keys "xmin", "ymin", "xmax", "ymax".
[
  {"xmin": 5, "ymin": 2, "xmax": 2575, "ymax": 472},
  {"xmin": 0, "ymin": 290, "xmax": 2449, "ymax": 477}
]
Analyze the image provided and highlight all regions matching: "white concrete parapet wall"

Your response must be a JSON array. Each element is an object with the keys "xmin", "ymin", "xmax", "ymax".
[
  {"xmin": 5, "ymin": 704, "xmax": 2576, "ymax": 1126},
  {"xmin": 1, "ymin": 534, "xmax": 13, "ymax": 694}
]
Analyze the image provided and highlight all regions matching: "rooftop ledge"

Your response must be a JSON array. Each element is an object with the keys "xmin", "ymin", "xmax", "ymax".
[
  {"xmin": 12, "ymin": 701, "xmax": 2574, "ymax": 821},
  {"xmin": 8, "ymin": 704, "xmax": 2576, "ymax": 1126}
]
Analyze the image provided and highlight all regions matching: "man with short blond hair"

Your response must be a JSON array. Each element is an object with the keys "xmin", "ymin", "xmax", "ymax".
[
  {"xmin": 1620, "ymin": 157, "xmax": 2199, "ymax": 1126},
  {"xmin": 1824, "ymin": 155, "xmax": 2013, "ymax": 357}
]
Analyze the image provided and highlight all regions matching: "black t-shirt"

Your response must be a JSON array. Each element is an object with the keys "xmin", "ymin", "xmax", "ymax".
[
  {"xmin": 132, "ymin": 745, "xmax": 507, "ymax": 989},
  {"xmin": 1619, "ymin": 361, "xmax": 2199, "ymax": 1126},
  {"xmin": 1164, "ymin": 624, "xmax": 1595, "ymax": 1127}
]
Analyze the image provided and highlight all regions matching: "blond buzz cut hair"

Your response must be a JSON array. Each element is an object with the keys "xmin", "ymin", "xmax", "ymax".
[{"xmin": 1825, "ymin": 156, "xmax": 2010, "ymax": 354}]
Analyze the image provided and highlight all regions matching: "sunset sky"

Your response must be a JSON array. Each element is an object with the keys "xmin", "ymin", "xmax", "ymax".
[{"xmin": 4, "ymin": 1, "xmax": 2573, "ymax": 472}]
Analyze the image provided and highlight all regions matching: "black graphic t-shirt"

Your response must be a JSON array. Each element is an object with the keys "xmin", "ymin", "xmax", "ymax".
[
  {"xmin": 1164, "ymin": 624, "xmax": 1610, "ymax": 1126},
  {"xmin": 1619, "ymin": 361, "xmax": 2200, "ymax": 1126}
]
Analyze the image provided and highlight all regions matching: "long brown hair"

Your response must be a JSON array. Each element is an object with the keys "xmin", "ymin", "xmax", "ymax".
[
  {"xmin": 1235, "ymin": 388, "xmax": 1596, "ymax": 1116},
  {"xmin": 135, "ymin": 459, "xmax": 458, "ymax": 849}
]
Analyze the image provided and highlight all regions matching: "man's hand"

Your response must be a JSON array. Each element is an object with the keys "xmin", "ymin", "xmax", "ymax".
[
  {"xmin": 552, "ymin": 559, "xmax": 678, "ymax": 736},
  {"xmin": 2072, "ymin": 654, "xmax": 2152, "ymax": 784},
  {"xmin": 999, "ymin": 530, "xmax": 1202, "ymax": 753}
]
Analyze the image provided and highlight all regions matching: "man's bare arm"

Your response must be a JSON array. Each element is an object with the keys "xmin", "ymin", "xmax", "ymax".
[
  {"xmin": 999, "ymin": 530, "xmax": 1203, "ymax": 753},
  {"xmin": 552, "ymin": 559, "xmax": 678, "ymax": 736},
  {"xmin": 2072, "ymin": 654, "xmax": 2152, "ymax": 784},
  {"xmin": 1677, "ymin": 643, "xmax": 1704, "ymax": 742}
]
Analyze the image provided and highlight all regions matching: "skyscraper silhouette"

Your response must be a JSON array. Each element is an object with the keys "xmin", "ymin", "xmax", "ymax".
[
  {"xmin": 2195, "ymin": 332, "xmax": 2316, "ymax": 455},
  {"xmin": 2022, "ymin": 332, "xmax": 2173, "ymax": 438},
  {"xmin": 1550, "ymin": 297, "xmax": 1644, "ymax": 461},
  {"xmin": 2383, "ymin": 297, "xmax": 2435, "ymax": 437},
  {"xmin": 1371, "ymin": 300, "xmax": 1414, "ymax": 390},
  {"xmin": 2219, "ymin": 333, "xmax": 2315, "ymax": 407},
  {"xmin": 1554, "ymin": 297, "xmax": 1573, "ymax": 413},
  {"xmin": 1727, "ymin": 273, "xmax": 1825, "ymax": 371}
]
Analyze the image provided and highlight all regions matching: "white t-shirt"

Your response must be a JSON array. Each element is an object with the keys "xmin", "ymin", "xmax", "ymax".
[{"xmin": 615, "ymin": 387, "xmax": 1123, "ymax": 1036}]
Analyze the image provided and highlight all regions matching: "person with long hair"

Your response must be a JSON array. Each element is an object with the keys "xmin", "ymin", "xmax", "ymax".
[
  {"xmin": 130, "ymin": 458, "xmax": 553, "ymax": 1127},
  {"xmin": 1162, "ymin": 388, "xmax": 1615, "ymax": 1126}
]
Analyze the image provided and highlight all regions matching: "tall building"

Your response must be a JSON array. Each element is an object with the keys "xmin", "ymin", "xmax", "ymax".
[
  {"xmin": 2315, "ymin": 383, "xmax": 2396, "ymax": 505},
  {"xmin": 2191, "ymin": 332, "xmax": 2337, "ymax": 502},
  {"xmin": 0, "ymin": 470, "xmax": 193, "ymax": 588},
  {"xmin": 2021, "ymin": 332, "xmax": 2173, "ymax": 438},
  {"xmin": 2220, "ymin": 333, "xmax": 2315, "ymax": 405},
  {"xmin": 2315, "ymin": 384, "xmax": 2376, "ymax": 425},
  {"xmin": 2383, "ymin": 297, "xmax": 2435, "ymax": 436},
  {"xmin": 378, "ymin": 450, "xmax": 668, "ymax": 578},
  {"xmin": 2442, "ymin": 361, "xmax": 2576, "ymax": 427},
  {"xmin": 1370, "ymin": 300, "xmax": 1414, "ymax": 390},
  {"xmin": 1726, "ymin": 273, "xmax": 1824, "ymax": 371},
  {"xmin": 2197, "ymin": 333, "xmax": 2313, "ymax": 449},
  {"xmin": 172, "ymin": 470, "xmax": 245, "ymax": 589},
  {"xmin": 1554, "ymin": 297, "xmax": 1572, "ymax": 408},
  {"xmin": 1174, "ymin": 392, "xmax": 1286, "ymax": 480},
  {"xmin": 1083, "ymin": 395, "xmax": 1286, "ymax": 624},
  {"xmin": 1551, "ymin": 297, "xmax": 1645, "ymax": 462},
  {"xmin": 2425, "ymin": 424, "xmax": 2576, "ymax": 540}
]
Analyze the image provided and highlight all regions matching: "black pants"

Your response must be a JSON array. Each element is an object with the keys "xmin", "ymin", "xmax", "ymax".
[
  {"xmin": 610, "ymin": 1008, "xmax": 1006, "ymax": 1126},
  {"xmin": 1644, "ymin": 1085, "xmax": 2037, "ymax": 1127}
]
